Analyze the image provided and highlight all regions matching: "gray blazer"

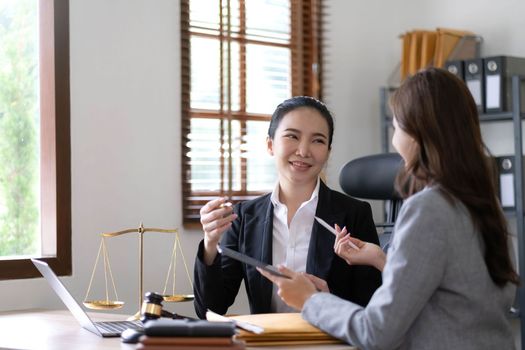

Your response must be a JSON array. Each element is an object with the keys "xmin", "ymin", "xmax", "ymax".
[{"xmin": 302, "ymin": 186, "xmax": 516, "ymax": 350}]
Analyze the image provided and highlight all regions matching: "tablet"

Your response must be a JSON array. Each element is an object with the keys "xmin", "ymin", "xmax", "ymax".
[{"xmin": 217, "ymin": 244, "xmax": 291, "ymax": 279}]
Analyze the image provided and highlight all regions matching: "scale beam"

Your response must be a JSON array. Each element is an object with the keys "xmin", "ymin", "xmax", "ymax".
[{"xmin": 83, "ymin": 222, "xmax": 194, "ymax": 319}]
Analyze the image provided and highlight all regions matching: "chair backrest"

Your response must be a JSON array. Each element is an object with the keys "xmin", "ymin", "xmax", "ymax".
[{"xmin": 339, "ymin": 153, "xmax": 404, "ymax": 248}]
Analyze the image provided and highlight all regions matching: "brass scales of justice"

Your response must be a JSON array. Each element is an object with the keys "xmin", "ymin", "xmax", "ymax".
[{"xmin": 83, "ymin": 223, "xmax": 194, "ymax": 320}]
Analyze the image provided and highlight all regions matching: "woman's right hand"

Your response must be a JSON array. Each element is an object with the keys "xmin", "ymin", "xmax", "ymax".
[
  {"xmin": 200, "ymin": 198, "xmax": 238, "ymax": 265},
  {"xmin": 334, "ymin": 225, "xmax": 386, "ymax": 272}
]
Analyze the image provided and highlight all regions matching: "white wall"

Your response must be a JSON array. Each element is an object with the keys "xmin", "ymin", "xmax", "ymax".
[
  {"xmin": 323, "ymin": 0, "xmax": 417, "ymax": 185},
  {"xmin": 0, "ymin": 0, "xmax": 524, "ymax": 342},
  {"xmin": 0, "ymin": 0, "xmax": 197, "ymax": 318},
  {"xmin": 324, "ymin": 0, "xmax": 525, "ymax": 191},
  {"xmin": 66, "ymin": 0, "xmax": 196, "ymax": 317},
  {"xmin": 0, "ymin": 0, "xmax": 246, "ymax": 319}
]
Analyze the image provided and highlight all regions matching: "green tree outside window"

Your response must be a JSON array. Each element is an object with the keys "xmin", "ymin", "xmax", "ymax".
[{"xmin": 0, "ymin": 0, "xmax": 40, "ymax": 256}]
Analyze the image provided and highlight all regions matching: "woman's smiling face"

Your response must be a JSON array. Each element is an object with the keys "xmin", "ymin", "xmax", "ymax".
[{"xmin": 267, "ymin": 106, "xmax": 330, "ymax": 186}]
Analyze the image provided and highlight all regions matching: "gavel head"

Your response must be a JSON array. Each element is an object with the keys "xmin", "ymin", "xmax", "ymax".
[{"xmin": 140, "ymin": 292, "xmax": 168, "ymax": 323}]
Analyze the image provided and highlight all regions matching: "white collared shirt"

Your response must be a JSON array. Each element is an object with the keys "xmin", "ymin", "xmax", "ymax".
[{"xmin": 269, "ymin": 178, "xmax": 320, "ymax": 312}]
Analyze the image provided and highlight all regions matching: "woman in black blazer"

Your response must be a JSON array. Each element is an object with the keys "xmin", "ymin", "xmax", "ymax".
[{"xmin": 193, "ymin": 96, "xmax": 382, "ymax": 319}]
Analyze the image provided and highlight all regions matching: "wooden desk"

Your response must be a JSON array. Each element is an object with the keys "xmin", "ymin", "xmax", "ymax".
[{"xmin": 0, "ymin": 309, "xmax": 357, "ymax": 350}]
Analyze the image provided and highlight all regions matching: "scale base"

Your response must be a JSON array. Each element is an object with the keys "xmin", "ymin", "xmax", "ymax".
[
  {"xmin": 127, "ymin": 310, "xmax": 141, "ymax": 321},
  {"xmin": 83, "ymin": 300, "xmax": 124, "ymax": 310},
  {"xmin": 162, "ymin": 294, "xmax": 194, "ymax": 302}
]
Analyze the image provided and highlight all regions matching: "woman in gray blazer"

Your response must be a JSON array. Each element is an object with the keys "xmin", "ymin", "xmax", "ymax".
[{"xmin": 259, "ymin": 68, "xmax": 519, "ymax": 350}]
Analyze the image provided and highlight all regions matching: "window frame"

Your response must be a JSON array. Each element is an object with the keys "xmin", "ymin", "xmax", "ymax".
[
  {"xmin": 0, "ymin": 0, "xmax": 71, "ymax": 280},
  {"xmin": 180, "ymin": 0, "xmax": 323, "ymax": 227}
]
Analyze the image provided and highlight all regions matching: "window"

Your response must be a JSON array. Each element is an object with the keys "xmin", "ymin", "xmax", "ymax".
[
  {"xmin": 0, "ymin": 0, "xmax": 70, "ymax": 279},
  {"xmin": 181, "ymin": 0, "xmax": 323, "ymax": 225}
]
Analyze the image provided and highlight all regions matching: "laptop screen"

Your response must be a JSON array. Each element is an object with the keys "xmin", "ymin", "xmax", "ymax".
[{"xmin": 31, "ymin": 259, "xmax": 101, "ymax": 335}]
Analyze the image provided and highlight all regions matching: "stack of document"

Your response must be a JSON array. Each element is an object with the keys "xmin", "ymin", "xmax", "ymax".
[
  {"xmin": 227, "ymin": 313, "xmax": 342, "ymax": 346},
  {"xmin": 400, "ymin": 28, "xmax": 478, "ymax": 81}
]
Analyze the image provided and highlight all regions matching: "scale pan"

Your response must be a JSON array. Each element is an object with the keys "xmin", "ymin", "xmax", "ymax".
[
  {"xmin": 83, "ymin": 300, "xmax": 125, "ymax": 310},
  {"xmin": 163, "ymin": 294, "xmax": 194, "ymax": 302}
]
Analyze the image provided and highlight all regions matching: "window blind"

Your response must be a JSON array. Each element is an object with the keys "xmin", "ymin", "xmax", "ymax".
[{"xmin": 181, "ymin": 0, "xmax": 323, "ymax": 225}]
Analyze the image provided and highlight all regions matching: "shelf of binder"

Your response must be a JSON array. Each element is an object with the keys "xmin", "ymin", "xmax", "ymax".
[
  {"xmin": 379, "ymin": 84, "xmax": 525, "ymax": 153},
  {"xmin": 388, "ymin": 29, "xmax": 482, "ymax": 87},
  {"xmin": 451, "ymin": 56, "xmax": 525, "ymax": 115}
]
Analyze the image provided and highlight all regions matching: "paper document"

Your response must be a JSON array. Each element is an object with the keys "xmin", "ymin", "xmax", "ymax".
[{"xmin": 206, "ymin": 310, "xmax": 264, "ymax": 334}]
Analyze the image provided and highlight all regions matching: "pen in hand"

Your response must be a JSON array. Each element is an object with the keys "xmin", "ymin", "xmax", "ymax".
[{"xmin": 314, "ymin": 216, "xmax": 360, "ymax": 250}]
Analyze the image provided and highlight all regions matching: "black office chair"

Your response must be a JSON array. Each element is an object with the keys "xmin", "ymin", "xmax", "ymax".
[{"xmin": 339, "ymin": 153, "xmax": 404, "ymax": 249}]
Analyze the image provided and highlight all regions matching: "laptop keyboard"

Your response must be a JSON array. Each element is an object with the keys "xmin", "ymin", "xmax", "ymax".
[{"xmin": 96, "ymin": 320, "xmax": 143, "ymax": 334}]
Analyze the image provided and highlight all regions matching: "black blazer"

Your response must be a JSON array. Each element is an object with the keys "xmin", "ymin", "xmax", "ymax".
[{"xmin": 193, "ymin": 181, "xmax": 382, "ymax": 319}]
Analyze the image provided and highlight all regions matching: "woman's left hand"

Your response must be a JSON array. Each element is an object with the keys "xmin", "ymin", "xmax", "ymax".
[
  {"xmin": 334, "ymin": 224, "xmax": 386, "ymax": 271},
  {"xmin": 257, "ymin": 266, "xmax": 318, "ymax": 311}
]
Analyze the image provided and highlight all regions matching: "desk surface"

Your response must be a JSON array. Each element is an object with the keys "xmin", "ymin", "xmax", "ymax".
[{"xmin": 0, "ymin": 309, "xmax": 357, "ymax": 350}]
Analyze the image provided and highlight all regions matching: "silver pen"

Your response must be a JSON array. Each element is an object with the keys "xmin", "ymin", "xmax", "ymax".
[{"xmin": 314, "ymin": 216, "xmax": 360, "ymax": 250}]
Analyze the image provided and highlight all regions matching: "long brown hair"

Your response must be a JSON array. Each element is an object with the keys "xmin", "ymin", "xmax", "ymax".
[{"xmin": 390, "ymin": 67, "xmax": 519, "ymax": 286}]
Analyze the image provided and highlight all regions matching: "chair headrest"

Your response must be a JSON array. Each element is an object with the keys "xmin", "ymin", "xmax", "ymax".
[{"xmin": 339, "ymin": 153, "xmax": 404, "ymax": 200}]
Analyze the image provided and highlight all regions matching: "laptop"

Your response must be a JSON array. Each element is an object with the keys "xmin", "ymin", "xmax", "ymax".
[{"xmin": 32, "ymin": 258, "xmax": 142, "ymax": 337}]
